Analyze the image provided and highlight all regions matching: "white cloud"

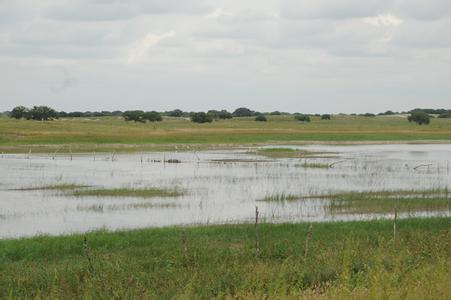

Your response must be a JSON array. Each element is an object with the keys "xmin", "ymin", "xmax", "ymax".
[
  {"xmin": 126, "ymin": 31, "xmax": 176, "ymax": 64},
  {"xmin": 0, "ymin": 0, "xmax": 450, "ymax": 112},
  {"xmin": 363, "ymin": 14, "xmax": 403, "ymax": 27}
]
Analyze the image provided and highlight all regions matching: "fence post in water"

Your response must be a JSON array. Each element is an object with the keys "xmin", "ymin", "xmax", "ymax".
[
  {"xmin": 393, "ymin": 207, "xmax": 398, "ymax": 243},
  {"xmin": 83, "ymin": 236, "xmax": 95, "ymax": 275},
  {"xmin": 304, "ymin": 224, "xmax": 313, "ymax": 258},
  {"xmin": 255, "ymin": 206, "xmax": 260, "ymax": 256}
]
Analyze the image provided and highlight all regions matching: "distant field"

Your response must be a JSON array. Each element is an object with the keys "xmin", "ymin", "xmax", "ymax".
[{"xmin": 1, "ymin": 115, "xmax": 451, "ymax": 152}]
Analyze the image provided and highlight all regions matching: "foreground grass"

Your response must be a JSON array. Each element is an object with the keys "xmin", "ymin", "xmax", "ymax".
[
  {"xmin": 1, "ymin": 115, "xmax": 451, "ymax": 153},
  {"xmin": 72, "ymin": 188, "xmax": 183, "ymax": 198},
  {"xmin": 0, "ymin": 218, "xmax": 449, "ymax": 298}
]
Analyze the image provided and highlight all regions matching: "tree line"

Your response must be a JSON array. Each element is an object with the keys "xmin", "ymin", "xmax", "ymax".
[{"xmin": 6, "ymin": 105, "xmax": 450, "ymax": 125}]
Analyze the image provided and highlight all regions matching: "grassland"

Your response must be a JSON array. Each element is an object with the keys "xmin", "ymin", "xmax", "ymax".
[
  {"xmin": 0, "ymin": 218, "xmax": 449, "ymax": 298},
  {"xmin": 1, "ymin": 115, "xmax": 451, "ymax": 153}
]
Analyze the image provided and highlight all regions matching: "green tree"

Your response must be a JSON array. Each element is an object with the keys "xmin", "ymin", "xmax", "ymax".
[
  {"xmin": 255, "ymin": 115, "xmax": 267, "ymax": 122},
  {"xmin": 123, "ymin": 110, "xmax": 145, "ymax": 122},
  {"xmin": 321, "ymin": 114, "xmax": 331, "ymax": 120},
  {"xmin": 294, "ymin": 114, "xmax": 311, "ymax": 122},
  {"xmin": 10, "ymin": 106, "xmax": 29, "ymax": 119},
  {"xmin": 408, "ymin": 111, "xmax": 431, "ymax": 125},
  {"xmin": 27, "ymin": 106, "xmax": 58, "ymax": 121},
  {"xmin": 191, "ymin": 112, "xmax": 213, "ymax": 123},
  {"xmin": 168, "ymin": 109, "xmax": 184, "ymax": 117},
  {"xmin": 144, "ymin": 111, "xmax": 163, "ymax": 122},
  {"xmin": 233, "ymin": 107, "xmax": 253, "ymax": 117}
]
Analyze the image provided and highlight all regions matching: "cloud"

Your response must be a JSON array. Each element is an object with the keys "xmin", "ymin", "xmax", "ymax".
[
  {"xmin": 363, "ymin": 14, "xmax": 403, "ymax": 27},
  {"xmin": 127, "ymin": 31, "xmax": 176, "ymax": 63},
  {"xmin": 44, "ymin": 0, "xmax": 211, "ymax": 22},
  {"xmin": 0, "ymin": 0, "xmax": 450, "ymax": 112}
]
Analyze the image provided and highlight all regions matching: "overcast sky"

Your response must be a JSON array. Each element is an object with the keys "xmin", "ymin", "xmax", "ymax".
[{"xmin": 0, "ymin": 0, "xmax": 450, "ymax": 113}]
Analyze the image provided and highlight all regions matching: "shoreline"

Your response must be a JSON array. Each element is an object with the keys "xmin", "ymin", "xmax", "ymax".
[{"xmin": 1, "ymin": 140, "xmax": 451, "ymax": 154}]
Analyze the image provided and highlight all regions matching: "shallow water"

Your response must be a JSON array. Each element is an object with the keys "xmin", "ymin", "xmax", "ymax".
[{"xmin": 1, "ymin": 144, "xmax": 450, "ymax": 238}]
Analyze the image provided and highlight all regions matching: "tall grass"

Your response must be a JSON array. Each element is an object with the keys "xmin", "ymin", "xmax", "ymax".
[{"xmin": 0, "ymin": 218, "xmax": 449, "ymax": 298}]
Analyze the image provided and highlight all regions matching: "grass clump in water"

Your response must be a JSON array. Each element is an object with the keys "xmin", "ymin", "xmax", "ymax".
[
  {"xmin": 12, "ymin": 184, "xmax": 91, "ymax": 191},
  {"xmin": 297, "ymin": 162, "xmax": 331, "ymax": 169},
  {"xmin": 310, "ymin": 189, "xmax": 451, "ymax": 214},
  {"xmin": 257, "ymin": 193, "xmax": 301, "ymax": 202},
  {"xmin": 72, "ymin": 187, "xmax": 183, "ymax": 198}
]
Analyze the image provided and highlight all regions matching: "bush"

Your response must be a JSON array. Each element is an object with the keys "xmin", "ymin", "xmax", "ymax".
[
  {"xmin": 438, "ymin": 113, "xmax": 451, "ymax": 118},
  {"xmin": 10, "ymin": 106, "xmax": 29, "ymax": 119},
  {"xmin": 191, "ymin": 112, "xmax": 213, "ymax": 123},
  {"xmin": 123, "ymin": 110, "xmax": 145, "ymax": 123},
  {"xmin": 295, "ymin": 114, "xmax": 311, "ymax": 122},
  {"xmin": 408, "ymin": 111, "xmax": 431, "ymax": 125},
  {"xmin": 255, "ymin": 115, "xmax": 267, "ymax": 122},
  {"xmin": 361, "ymin": 113, "xmax": 376, "ymax": 117},
  {"xmin": 207, "ymin": 110, "xmax": 232, "ymax": 120},
  {"xmin": 144, "ymin": 111, "xmax": 162, "ymax": 122},
  {"xmin": 321, "ymin": 114, "xmax": 331, "ymax": 120},
  {"xmin": 167, "ymin": 109, "xmax": 184, "ymax": 117},
  {"xmin": 25, "ymin": 106, "xmax": 58, "ymax": 121},
  {"xmin": 233, "ymin": 107, "xmax": 253, "ymax": 117}
]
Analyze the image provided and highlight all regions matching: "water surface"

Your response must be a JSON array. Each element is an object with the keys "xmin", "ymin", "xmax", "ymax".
[{"xmin": 1, "ymin": 144, "xmax": 450, "ymax": 238}]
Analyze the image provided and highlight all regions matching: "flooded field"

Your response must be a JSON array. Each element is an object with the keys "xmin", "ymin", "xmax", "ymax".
[{"xmin": 1, "ymin": 144, "xmax": 450, "ymax": 238}]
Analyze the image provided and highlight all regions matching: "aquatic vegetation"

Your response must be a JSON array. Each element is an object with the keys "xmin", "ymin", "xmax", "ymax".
[
  {"xmin": 12, "ymin": 184, "xmax": 91, "ymax": 191},
  {"xmin": 309, "ymin": 189, "xmax": 451, "ymax": 214},
  {"xmin": 297, "ymin": 162, "xmax": 332, "ymax": 169},
  {"xmin": 72, "ymin": 188, "xmax": 183, "ymax": 198},
  {"xmin": 257, "ymin": 193, "xmax": 302, "ymax": 202}
]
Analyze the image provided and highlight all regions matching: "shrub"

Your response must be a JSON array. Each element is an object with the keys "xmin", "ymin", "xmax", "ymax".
[
  {"xmin": 191, "ymin": 112, "xmax": 213, "ymax": 123},
  {"xmin": 255, "ymin": 115, "xmax": 267, "ymax": 122},
  {"xmin": 167, "ymin": 109, "xmax": 184, "ymax": 117},
  {"xmin": 144, "ymin": 111, "xmax": 162, "ymax": 122},
  {"xmin": 123, "ymin": 110, "xmax": 145, "ymax": 123},
  {"xmin": 408, "ymin": 111, "xmax": 431, "ymax": 125},
  {"xmin": 295, "ymin": 114, "xmax": 311, "ymax": 122},
  {"xmin": 10, "ymin": 106, "xmax": 29, "ymax": 119},
  {"xmin": 321, "ymin": 114, "xmax": 331, "ymax": 120},
  {"xmin": 207, "ymin": 110, "xmax": 232, "ymax": 120},
  {"xmin": 233, "ymin": 107, "xmax": 253, "ymax": 117},
  {"xmin": 438, "ymin": 113, "xmax": 451, "ymax": 118},
  {"xmin": 26, "ymin": 106, "xmax": 58, "ymax": 121}
]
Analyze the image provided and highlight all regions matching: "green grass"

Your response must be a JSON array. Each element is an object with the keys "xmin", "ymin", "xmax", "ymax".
[
  {"xmin": 312, "ymin": 189, "xmax": 451, "ymax": 214},
  {"xmin": 0, "ymin": 218, "xmax": 449, "ymax": 298},
  {"xmin": 1, "ymin": 115, "xmax": 451, "ymax": 153},
  {"xmin": 257, "ymin": 193, "xmax": 301, "ymax": 202},
  {"xmin": 257, "ymin": 189, "xmax": 451, "ymax": 214},
  {"xmin": 72, "ymin": 188, "xmax": 183, "ymax": 198}
]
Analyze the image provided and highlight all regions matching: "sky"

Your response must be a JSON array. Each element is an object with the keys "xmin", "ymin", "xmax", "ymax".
[{"xmin": 0, "ymin": 0, "xmax": 450, "ymax": 113}]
